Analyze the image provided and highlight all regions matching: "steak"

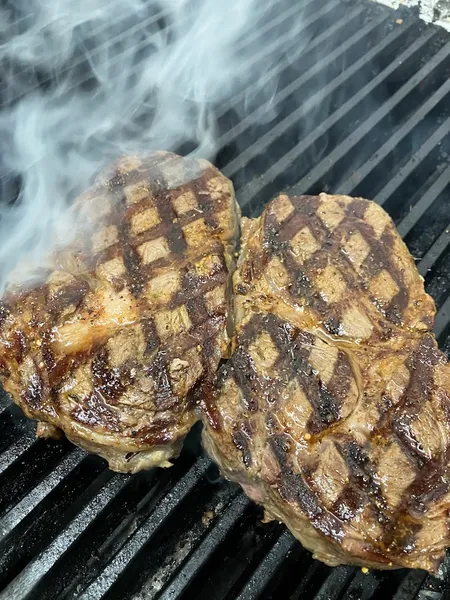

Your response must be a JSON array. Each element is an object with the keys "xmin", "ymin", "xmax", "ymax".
[
  {"xmin": 202, "ymin": 193, "xmax": 450, "ymax": 572},
  {"xmin": 0, "ymin": 151, "xmax": 240, "ymax": 473}
]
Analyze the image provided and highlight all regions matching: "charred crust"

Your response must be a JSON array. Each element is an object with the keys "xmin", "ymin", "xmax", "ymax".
[
  {"xmin": 114, "ymin": 191, "xmax": 145, "ymax": 297},
  {"xmin": 383, "ymin": 335, "xmax": 441, "ymax": 468},
  {"xmin": 230, "ymin": 349, "xmax": 259, "ymax": 412},
  {"xmin": 269, "ymin": 433, "xmax": 345, "ymax": 541},
  {"xmin": 327, "ymin": 351, "xmax": 352, "ymax": 404},
  {"xmin": 139, "ymin": 418, "xmax": 179, "ymax": 445},
  {"xmin": 146, "ymin": 351, "xmax": 178, "ymax": 411},
  {"xmin": 336, "ymin": 439, "xmax": 388, "ymax": 522},
  {"xmin": 157, "ymin": 191, "xmax": 187, "ymax": 255},
  {"xmin": 0, "ymin": 301, "xmax": 10, "ymax": 327},
  {"xmin": 186, "ymin": 297, "xmax": 209, "ymax": 327},
  {"xmin": 12, "ymin": 329, "xmax": 29, "ymax": 364},
  {"xmin": 141, "ymin": 318, "xmax": 160, "ymax": 355},
  {"xmin": 404, "ymin": 448, "xmax": 450, "ymax": 515},
  {"xmin": 23, "ymin": 365, "xmax": 44, "ymax": 409},
  {"xmin": 92, "ymin": 351, "xmax": 125, "ymax": 403},
  {"xmin": 71, "ymin": 391, "xmax": 120, "ymax": 432},
  {"xmin": 232, "ymin": 430, "xmax": 252, "ymax": 467},
  {"xmin": 47, "ymin": 280, "xmax": 90, "ymax": 317}
]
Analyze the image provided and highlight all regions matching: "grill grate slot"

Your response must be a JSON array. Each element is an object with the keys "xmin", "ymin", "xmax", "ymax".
[
  {"xmin": 287, "ymin": 36, "xmax": 450, "ymax": 202},
  {"xmin": 2, "ymin": 1, "xmax": 450, "ymax": 599},
  {"xmin": 234, "ymin": 531, "xmax": 298, "ymax": 600},
  {"xmin": 231, "ymin": 22, "xmax": 438, "ymax": 213},
  {"xmin": 71, "ymin": 455, "xmax": 213, "ymax": 599},
  {"xmin": 156, "ymin": 495, "xmax": 250, "ymax": 600}
]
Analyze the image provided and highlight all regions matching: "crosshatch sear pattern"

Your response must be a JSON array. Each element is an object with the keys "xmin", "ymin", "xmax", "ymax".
[
  {"xmin": 0, "ymin": 152, "xmax": 240, "ymax": 473},
  {"xmin": 203, "ymin": 193, "xmax": 450, "ymax": 573}
]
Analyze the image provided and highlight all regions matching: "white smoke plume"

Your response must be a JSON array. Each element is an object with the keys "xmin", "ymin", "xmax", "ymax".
[{"xmin": 0, "ymin": 0, "xmax": 304, "ymax": 290}]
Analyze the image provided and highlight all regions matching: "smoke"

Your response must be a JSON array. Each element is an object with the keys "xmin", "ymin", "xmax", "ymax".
[{"xmin": 0, "ymin": 0, "xmax": 296, "ymax": 290}]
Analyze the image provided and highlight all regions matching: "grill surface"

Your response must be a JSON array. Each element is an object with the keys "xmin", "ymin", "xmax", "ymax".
[{"xmin": 2, "ymin": 0, "xmax": 450, "ymax": 598}]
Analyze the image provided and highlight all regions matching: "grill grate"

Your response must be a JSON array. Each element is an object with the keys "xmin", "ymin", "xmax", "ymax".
[{"xmin": 2, "ymin": 0, "xmax": 450, "ymax": 598}]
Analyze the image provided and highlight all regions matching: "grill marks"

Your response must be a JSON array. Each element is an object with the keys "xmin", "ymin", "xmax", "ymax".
[
  {"xmin": 403, "ymin": 444, "xmax": 450, "ymax": 515},
  {"xmin": 141, "ymin": 318, "xmax": 160, "ymax": 356},
  {"xmin": 261, "ymin": 194, "xmax": 412, "ymax": 333},
  {"xmin": 383, "ymin": 337, "xmax": 450, "ymax": 541},
  {"xmin": 71, "ymin": 390, "xmax": 121, "ymax": 433},
  {"xmin": 47, "ymin": 280, "xmax": 90, "ymax": 317},
  {"xmin": 327, "ymin": 351, "xmax": 353, "ymax": 406},
  {"xmin": 91, "ymin": 351, "xmax": 125, "ymax": 403},
  {"xmin": 381, "ymin": 336, "xmax": 441, "ymax": 468},
  {"xmin": 86, "ymin": 155, "xmax": 232, "ymax": 417},
  {"xmin": 269, "ymin": 431, "xmax": 345, "ymax": 541},
  {"xmin": 155, "ymin": 190, "xmax": 187, "ymax": 256},
  {"xmin": 232, "ymin": 429, "xmax": 252, "ymax": 468},
  {"xmin": 204, "ymin": 192, "xmax": 448, "ymax": 572},
  {"xmin": 269, "ymin": 319, "xmax": 342, "ymax": 432},
  {"xmin": 229, "ymin": 313, "xmax": 354, "ymax": 437},
  {"xmin": 222, "ymin": 292, "xmax": 446, "ymax": 566},
  {"xmin": 108, "ymin": 161, "xmax": 169, "ymax": 297},
  {"xmin": 226, "ymin": 314, "xmax": 382, "ymax": 539},
  {"xmin": 334, "ymin": 439, "xmax": 388, "ymax": 525},
  {"xmin": 22, "ymin": 366, "xmax": 44, "ymax": 409}
]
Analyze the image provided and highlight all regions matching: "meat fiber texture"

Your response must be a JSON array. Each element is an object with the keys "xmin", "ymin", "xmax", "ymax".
[
  {"xmin": 0, "ymin": 152, "xmax": 240, "ymax": 473},
  {"xmin": 202, "ymin": 193, "xmax": 450, "ymax": 572}
]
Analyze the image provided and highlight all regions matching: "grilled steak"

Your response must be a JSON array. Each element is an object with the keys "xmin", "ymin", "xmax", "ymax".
[
  {"xmin": 0, "ymin": 151, "xmax": 240, "ymax": 473},
  {"xmin": 202, "ymin": 193, "xmax": 450, "ymax": 572}
]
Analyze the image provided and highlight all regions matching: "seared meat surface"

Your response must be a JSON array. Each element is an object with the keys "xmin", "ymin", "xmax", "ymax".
[
  {"xmin": 0, "ymin": 152, "xmax": 240, "ymax": 472},
  {"xmin": 202, "ymin": 193, "xmax": 450, "ymax": 572}
]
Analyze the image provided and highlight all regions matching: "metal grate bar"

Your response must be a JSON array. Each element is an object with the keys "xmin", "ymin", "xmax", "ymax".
[
  {"xmin": 0, "ymin": 393, "xmax": 10, "ymax": 416},
  {"xmin": 433, "ymin": 295, "xmax": 450, "ymax": 338},
  {"xmin": 0, "ymin": 403, "xmax": 10, "ymax": 418},
  {"xmin": 214, "ymin": 3, "xmax": 367, "ymax": 122},
  {"xmin": 0, "ymin": 448, "xmax": 85, "ymax": 542},
  {"xmin": 286, "ymin": 561, "xmax": 332, "ymax": 599},
  {"xmin": 373, "ymin": 126, "xmax": 450, "ymax": 208},
  {"xmin": 158, "ymin": 494, "xmax": 250, "ymax": 600},
  {"xmin": 222, "ymin": 11, "xmax": 393, "ymax": 180},
  {"xmin": 50, "ymin": 0, "xmax": 312, "ymax": 112},
  {"xmin": 77, "ymin": 456, "xmax": 210, "ymax": 600},
  {"xmin": 310, "ymin": 565, "xmax": 356, "ymax": 600},
  {"xmin": 417, "ymin": 225, "xmax": 450, "ymax": 277},
  {"xmin": 414, "ymin": 554, "xmax": 449, "ymax": 600},
  {"xmin": 0, "ymin": 6, "xmax": 170, "ymax": 107},
  {"xmin": 231, "ymin": 21, "xmax": 428, "ymax": 211},
  {"xmin": 0, "ymin": 431, "xmax": 37, "ymax": 477},
  {"xmin": 235, "ymin": 530, "xmax": 297, "ymax": 600},
  {"xmin": 216, "ymin": 0, "xmax": 366, "ymax": 151},
  {"xmin": 0, "ymin": 472, "xmax": 128, "ymax": 600},
  {"xmin": 396, "ymin": 165, "xmax": 450, "ymax": 238},
  {"xmin": 335, "ymin": 77, "xmax": 450, "ymax": 197},
  {"xmin": 392, "ymin": 571, "xmax": 429, "ymax": 600},
  {"xmin": 269, "ymin": 33, "xmax": 449, "ymax": 205},
  {"xmin": 341, "ymin": 570, "xmax": 385, "ymax": 600}
]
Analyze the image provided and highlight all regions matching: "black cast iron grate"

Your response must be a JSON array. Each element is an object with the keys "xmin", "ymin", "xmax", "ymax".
[{"xmin": 1, "ymin": 0, "xmax": 450, "ymax": 598}]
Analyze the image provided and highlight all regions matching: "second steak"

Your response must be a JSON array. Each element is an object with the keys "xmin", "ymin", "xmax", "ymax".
[{"xmin": 202, "ymin": 192, "xmax": 450, "ymax": 572}]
